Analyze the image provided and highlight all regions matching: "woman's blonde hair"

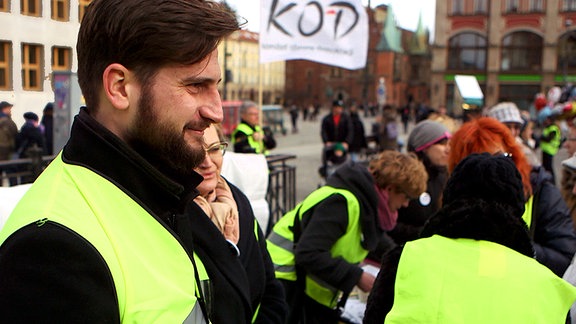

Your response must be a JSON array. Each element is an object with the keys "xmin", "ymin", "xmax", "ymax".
[{"xmin": 369, "ymin": 150, "xmax": 428, "ymax": 198}]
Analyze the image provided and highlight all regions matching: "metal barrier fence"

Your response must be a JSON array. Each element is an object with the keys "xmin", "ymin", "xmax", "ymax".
[
  {"xmin": 265, "ymin": 154, "xmax": 297, "ymax": 234},
  {"xmin": 0, "ymin": 148, "xmax": 55, "ymax": 187},
  {"xmin": 1, "ymin": 152, "xmax": 298, "ymax": 234}
]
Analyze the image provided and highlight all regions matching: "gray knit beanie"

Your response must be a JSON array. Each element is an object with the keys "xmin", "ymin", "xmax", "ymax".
[{"xmin": 408, "ymin": 120, "xmax": 451, "ymax": 152}]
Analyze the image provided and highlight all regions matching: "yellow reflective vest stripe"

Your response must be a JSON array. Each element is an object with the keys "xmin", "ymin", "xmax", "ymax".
[
  {"xmin": 0, "ymin": 154, "xmax": 209, "ymax": 323},
  {"xmin": 541, "ymin": 124, "xmax": 561, "ymax": 155},
  {"xmin": 233, "ymin": 123, "xmax": 266, "ymax": 154},
  {"xmin": 521, "ymin": 195, "xmax": 533, "ymax": 229},
  {"xmin": 386, "ymin": 235, "xmax": 576, "ymax": 324},
  {"xmin": 267, "ymin": 186, "xmax": 368, "ymax": 308}
]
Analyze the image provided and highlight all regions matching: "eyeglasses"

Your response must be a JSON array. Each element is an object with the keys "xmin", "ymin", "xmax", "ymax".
[
  {"xmin": 494, "ymin": 151, "xmax": 513, "ymax": 159},
  {"xmin": 204, "ymin": 141, "xmax": 228, "ymax": 158}
]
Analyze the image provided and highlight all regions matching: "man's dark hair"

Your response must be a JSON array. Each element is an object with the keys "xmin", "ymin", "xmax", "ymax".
[{"xmin": 77, "ymin": 0, "xmax": 241, "ymax": 112}]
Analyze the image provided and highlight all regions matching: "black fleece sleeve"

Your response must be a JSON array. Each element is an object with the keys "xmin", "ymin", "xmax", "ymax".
[
  {"xmin": 233, "ymin": 130, "xmax": 257, "ymax": 153},
  {"xmin": 364, "ymin": 246, "xmax": 403, "ymax": 324},
  {"xmin": 295, "ymin": 194, "xmax": 364, "ymax": 294},
  {"xmin": 533, "ymin": 181, "xmax": 576, "ymax": 276},
  {"xmin": 0, "ymin": 222, "xmax": 119, "ymax": 323},
  {"xmin": 253, "ymin": 221, "xmax": 289, "ymax": 323}
]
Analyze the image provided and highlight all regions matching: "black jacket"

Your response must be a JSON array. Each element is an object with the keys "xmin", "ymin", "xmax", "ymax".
[
  {"xmin": 0, "ymin": 109, "xmax": 253, "ymax": 323},
  {"xmin": 16, "ymin": 121, "xmax": 45, "ymax": 157},
  {"xmin": 296, "ymin": 161, "xmax": 383, "ymax": 294},
  {"xmin": 529, "ymin": 166, "xmax": 576, "ymax": 276},
  {"xmin": 321, "ymin": 112, "xmax": 354, "ymax": 146},
  {"xmin": 230, "ymin": 181, "xmax": 288, "ymax": 323},
  {"xmin": 389, "ymin": 164, "xmax": 448, "ymax": 245},
  {"xmin": 364, "ymin": 200, "xmax": 535, "ymax": 324}
]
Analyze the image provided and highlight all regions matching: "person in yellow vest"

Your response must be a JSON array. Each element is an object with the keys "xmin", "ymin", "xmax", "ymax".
[
  {"xmin": 447, "ymin": 117, "xmax": 576, "ymax": 277},
  {"xmin": 267, "ymin": 151, "xmax": 428, "ymax": 323},
  {"xmin": 0, "ymin": 1, "xmax": 245, "ymax": 322},
  {"xmin": 365, "ymin": 153, "xmax": 576, "ymax": 323},
  {"xmin": 232, "ymin": 101, "xmax": 276, "ymax": 154},
  {"xmin": 539, "ymin": 107, "xmax": 562, "ymax": 184}
]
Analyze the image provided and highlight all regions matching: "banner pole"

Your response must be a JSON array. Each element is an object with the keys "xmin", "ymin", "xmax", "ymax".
[{"xmin": 259, "ymin": 63, "xmax": 263, "ymax": 125}]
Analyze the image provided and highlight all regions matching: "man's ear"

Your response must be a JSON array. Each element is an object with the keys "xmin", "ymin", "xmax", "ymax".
[{"xmin": 102, "ymin": 63, "xmax": 132, "ymax": 110}]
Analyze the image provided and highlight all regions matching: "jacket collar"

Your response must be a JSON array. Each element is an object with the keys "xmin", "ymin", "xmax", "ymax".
[{"xmin": 62, "ymin": 108, "xmax": 203, "ymax": 221}]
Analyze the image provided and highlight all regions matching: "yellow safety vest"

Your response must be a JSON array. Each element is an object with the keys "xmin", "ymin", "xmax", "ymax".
[
  {"xmin": 0, "ymin": 154, "xmax": 209, "ymax": 323},
  {"xmin": 233, "ymin": 123, "xmax": 266, "ymax": 154},
  {"xmin": 386, "ymin": 235, "xmax": 576, "ymax": 324},
  {"xmin": 541, "ymin": 124, "xmax": 561, "ymax": 156},
  {"xmin": 267, "ymin": 186, "xmax": 367, "ymax": 309}
]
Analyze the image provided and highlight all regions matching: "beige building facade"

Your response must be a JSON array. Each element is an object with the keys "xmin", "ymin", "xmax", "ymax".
[
  {"xmin": 218, "ymin": 30, "xmax": 285, "ymax": 105},
  {"xmin": 432, "ymin": 0, "xmax": 576, "ymax": 116}
]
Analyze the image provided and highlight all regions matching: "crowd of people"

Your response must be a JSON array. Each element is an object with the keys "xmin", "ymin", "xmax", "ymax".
[
  {"xmin": 1, "ymin": 0, "xmax": 576, "ymax": 323},
  {"xmin": 0, "ymin": 101, "xmax": 54, "ymax": 185}
]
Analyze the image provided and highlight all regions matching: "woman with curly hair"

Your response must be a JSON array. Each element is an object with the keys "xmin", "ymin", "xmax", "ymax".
[
  {"xmin": 267, "ymin": 151, "xmax": 427, "ymax": 323},
  {"xmin": 447, "ymin": 117, "xmax": 576, "ymax": 276}
]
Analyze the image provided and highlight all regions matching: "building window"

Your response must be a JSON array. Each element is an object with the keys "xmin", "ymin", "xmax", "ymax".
[
  {"xmin": 448, "ymin": 33, "xmax": 487, "ymax": 71},
  {"xmin": 22, "ymin": 43, "xmax": 43, "ymax": 91},
  {"xmin": 505, "ymin": 0, "xmax": 519, "ymax": 13},
  {"xmin": 529, "ymin": 0, "xmax": 544, "ymax": 11},
  {"xmin": 557, "ymin": 32, "xmax": 576, "ymax": 77},
  {"xmin": 330, "ymin": 68, "xmax": 342, "ymax": 78},
  {"xmin": 52, "ymin": 46, "xmax": 71, "ymax": 71},
  {"xmin": 0, "ymin": 42, "xmax": 12, "ymax": 90},
  {"xmin": 452, "ymin": 0, "xmax": 464, "ymax": 15},
  {"xmin": 0, "ymin": 0, "xmax": 9, "ymax": 12},
  {"xmin": 21, "ymin": 0, "xmax": 40, "ymax": 16},
  {"xmin": 499, "ymin": 85, "xmax": 540, "ymax": 109},
  {"xmin": 501, "ymin": 32, "xmax": 542, "ymax": 72},
  {"xmin": 474, "ymin": 0, "xmax": 488, "ymax": 14},
  {"xmin": 78, "ymin": 0, "xmax": 92, "ymax": 22},
  {"xmin": 51, "ymin": 0, "xmax": 69, "ymax": 21},
  {"xmin": 565, "ymin": 0, "xmax": 576, "ymax": 11}
]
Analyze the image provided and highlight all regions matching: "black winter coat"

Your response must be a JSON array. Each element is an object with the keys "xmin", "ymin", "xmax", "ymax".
[
  {"xmin": 529, "ymin": 166, "xmax": 576, "ymax": 276},
  {"xmin": 229, "ymin": 181, "xmax": 288, "ymax": 323},
  {"xmin": 321, "ymin": 112, "xmax": 354, "ymax": 146},
  {"xmin": 0, "ymin": 109, "xmax": 254, "ymax": 323},
  {"xmin": 389, "ymin": 164, "xmax": 448, "ymax": 245}
]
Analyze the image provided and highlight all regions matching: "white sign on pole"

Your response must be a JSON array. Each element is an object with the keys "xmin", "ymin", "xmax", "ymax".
[{"xmin": 259, "ymin": 0, "xmax": 369, "ymax": 70}]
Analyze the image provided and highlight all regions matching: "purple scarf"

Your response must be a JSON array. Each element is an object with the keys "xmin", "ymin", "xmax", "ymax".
[{"xmin": 374, "ymin": 184, "xmax": 398, "ymax": 231}]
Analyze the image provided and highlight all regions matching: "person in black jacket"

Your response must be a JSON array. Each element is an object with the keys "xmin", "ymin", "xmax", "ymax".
[
  {"xmin": 389, "ymin": 120, "xmax": 451, "ymax": 246},
  {"xmin": 448, "ymin": 117, "xmax": 576, "ymax": 276},
  {"xmin": 0, "ymin": 1, "xmax": 244, "ymax": 322},
  {"xmin": 321, "ymin": 100, "xmax": 353, "ymax": 156},
  {"xmin": 16, "ymin": 112, "xmax": 45, "ymax": 158},
  {"xmin": 348, "ymin": 104, "xmax": 368, "ymax": 162},
  {"xmin": 365, "ymin": 153, "xmax": 576, "ymax": 323},
  {"xmin": 40, "ymin": 102, "xmax": 54, "ymax": 155},
  {"xmin": 194, "ymin": 123, "xmax": 287, "ymax": 323},
  {"xmin": 268, "ymin": 151, "xmax": 428, "ymax": 323}
]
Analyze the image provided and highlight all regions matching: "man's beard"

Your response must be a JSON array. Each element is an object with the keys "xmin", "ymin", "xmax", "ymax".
[{"xmin": 125, "ymin": 87, "xmax": 206, "ymax": 180}]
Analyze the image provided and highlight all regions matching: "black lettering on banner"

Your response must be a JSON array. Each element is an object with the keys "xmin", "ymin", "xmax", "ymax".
[
  {"xmin": 266, "ymin": 0, "xmax": 360, "ymax": 39},
  {"xmin": 298, "ymin": 2, "xmax": 322, "ymax": 37}
]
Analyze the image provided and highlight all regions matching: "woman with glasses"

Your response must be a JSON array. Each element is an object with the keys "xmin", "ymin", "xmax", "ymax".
[
  {"xmin": 448, "ymin": 117, "xmax": 576, "ymax": 277},
  {"xmin": 193, "ymin": 123, "xmax": 288, "ymax": 323}
]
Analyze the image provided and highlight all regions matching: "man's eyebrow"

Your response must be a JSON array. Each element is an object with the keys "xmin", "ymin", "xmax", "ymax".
[{"xmin": 181, "ymin": 76, "xmax": 221, "ymax": 84}]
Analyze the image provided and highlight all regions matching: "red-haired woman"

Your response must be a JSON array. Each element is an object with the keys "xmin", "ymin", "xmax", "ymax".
[{"xmin": 448, "ymin": 117, "xmax": 576, "ymax": 276}]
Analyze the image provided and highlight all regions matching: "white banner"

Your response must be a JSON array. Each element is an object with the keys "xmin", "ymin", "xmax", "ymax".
[{"xmin": 259, "ymin": 0, "xmax": 368, "ymax": 70}]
